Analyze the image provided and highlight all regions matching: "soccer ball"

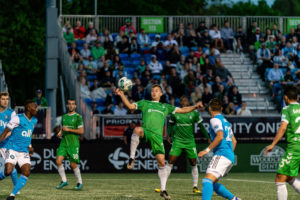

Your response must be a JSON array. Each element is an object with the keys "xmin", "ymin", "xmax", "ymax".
[{"xmin": 118, "ymin": 77, "xmax": 133, "ymax": 91}]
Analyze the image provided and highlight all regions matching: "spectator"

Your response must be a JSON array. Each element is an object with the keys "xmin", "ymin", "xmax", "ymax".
[
  {"xmin": 136, "ymin": 59, "xmax": 147, "ymax": 76},
  {"xmin": 149, "ymin": 55, "xmax": 163, "ymax": 75},
  {"xmin": 167, "ymin": 46, "xmax": 181, "ymax": 65},
  {"xmin": 130, "ymin": 37, "xmax": 140, "ymax": 53},
  {"xmin": 103, "ymin": 36, "xmax": 113, "ymax": 49},
  {"xmin": 63, "ymin": 27, "xmax": 75, "ymax": 46},
  {"xmin": 273, "ymin": 50, "xmax": 288, "ymax": 67},
  {"xmin": 80, "ymin": 77, "xmax": 91, "ymax": 99},
  {"xmin": 101, "ymin": 29, "xmax": 113, "ymax": 43},
  {"xmin": 237, "ymin": 102, "xmax": 252, "ymax": 116},
  {"xmin": 292, "ymin": 36, "xmax": 299, "ymax": 49},
  {"xmin": 190, "ymin": 87, "xmax": 202, "ymax": 105},
  {"xmin": 266, "ymin": 36, "xmax": 277, "ymax": 53},
  {"xmin": 235, "ymin": 26, "xmax": 246, "ymax": 53},
  {"xmin": 185, "ymin": 22, "xmax": 195, "ymax": 37},
  {"xmin": 117, "ymin": 36, "xmax": 131, "ymax": 54},
  {"xmin": 200, "ymin": 29, "xmax": 212, "ymax": 48},
  {"xmin": 68, "ymin": 42, "xmax": 80, "ymax": 57},
  {"xmin": 83, "ymin": 55, "xmax": 97, "ymax": 74},
  {"xmin": 220, "ymin": 21, "xmax": 234, "ymax": 51},
  {"xmin": 256, "ymin": 43, "xmax": 272, "ymax": 77},
  {"xmin": 184, "ymin": 69, "xmax": 196, "ymax": 87},
  {"xmin": 101, "ymin": 104, "xmax": 114, "ymax": 115},
  {"xmin": 228, "ymin": 86, "xmax": 242, "ymax": 107},
  {"xmin": 225, "ymin": 102, "xmax": 236, "ymax": 115},
  {"xmin": 86, "ymin": 29, "xmax": 98, "ymax": 46},
  {"xmin": 222, "ymin": 95, "xmax": 229, "ymax": 113},
  {"xmin": 168, "ymin": 68, "xmax": 183, "ymax": 98},
  {"xmin": 202, "ymin": 86, "xmax": 213, "ymax": 107},
  {"xmin": 85, "ymin": 22, "xmax": 97, "ymax": 36},
  {"xmin": 205, "ymin": 68, "xmax": 215, "ymax": 84},
  {"xmin": 272, "ymin": 24, "xmax": 280, "ymax": 38},
  {"xmin": 120, "ymin": 18, "xmax": 136, "ymax": 35},
  {"xmin": 91, "ymin": 42, "xmax": 105, "ymax": 60},
  {"xmin": 180, "ymin": 62, "xmax": 190, "ymax": 80},
  {"xmin": 163, "ymin": 34, "xmax": 178, "ymax": 50},
  {"xmin": 115, "ymin": 30, "xmax": 125, "ymax": 46},
  {"xmin": 80, "ymin": 43, "xmax": 91, "ymax": 60},
  {"xmin": 286, "ymin": 28, "xmax": 296, "ymax": 43},
  {"xmin": 141, "ymin": 70, "xmax": 152, "ymax": 87},
  {"xmin": 100, "ymin": 71, "xmax": 115, "ymax": 88},
  {"xmin": 90, "ymin": 79, "xmax": 100, "ymax": 91},
  {"xmin": 282, "ymin": 42, "xmax": 296, "ymax": 60},
  {"xmin": 249, "ymin": 27, "xmax": 263, "ymax": 49},
  {"xmin": 214, "ymin": 84, "xmax": 226, "ymax": 101},
  {"xmin": 114, "ymin": 102, "xmax": 127, "ymax": 115},
  {"xmin": 33, "ymin": 89, "xmax": 48, "ymax": 107},
  {"xmin": 215, "ymin": 63, "xmax": 232, "ymax": 83},
  {"xmin": 176, "ymin": 28, "xmax": 187, "ymax": 47},
  {"xmin": 283, "ymin": 68, "xmax": 294, "ymax": 84},
  {"xmin": 264, "ymin": 28, "xmax": 273, "ymax": 42},
  {"xmin": 98, "ymin": 60, "xmax": 111, "ymax": 80},
  {"xmin": 186, "ymin": 30, "xmax": 200, "ymax": 48},
  {"xmin": 91, "ymin": 102, "xmax": 100, "ymax": 114},
  {"xmin": 151, "ymin": 34, "xmax": 161, "ymax": 48},
  {"xmin": 138, "ymin": 29, "xmax": 150, "ymax": 48},
  {"xmin": 73, "ymin": 20, "xmax": 86, "ymax": 39},
  {"xmin": 62, "ymin": 21, "xmax": 73, "ymax": 33},
  {"xmin": 247, "ymin": 21, "xmax": 258, "ymax": 45},
  {"xmin": 196, "ymin": 21, "xmax": 208, "ymax": 35},
  {"xmin": 123, "ymin": 122, "xmax": 136, "ymax": 145},
  {"xmin": 254, "ymin": 37, "xmax": 265, "ymax": 51},
  {"xmin": 209, "ymin": 24, "xmax": 223, "ymax": 50},
  {"xmin": 279, "ymin": 36, "xmax": 287, "ymax": 49},
  {"xmin": 267, "ymin": 63, "xmax": 284, "ymax": 96}
]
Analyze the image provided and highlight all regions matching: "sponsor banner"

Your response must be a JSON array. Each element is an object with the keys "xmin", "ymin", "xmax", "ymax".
[
  {"xmin": 287, "ymin": 18, "xmax": 300, "ymax": 31},
  {"xmin": 141, "ymin": 17, "xmax": 164, "ymax": 33},
  {"xmin": 30, "ymin": 141, "xmax": 186, "ymax": 173},
  {"xmin": 187, "ymin": 143, "xmax": 286, "ymax": 173}
]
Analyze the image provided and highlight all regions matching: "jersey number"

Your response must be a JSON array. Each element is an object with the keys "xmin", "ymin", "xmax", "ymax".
[
  {"xmin": 295, "ymin": 117, "xmax": 300, "ymax": 134},
  {"xmin": 225, "ymin": 126, "xmax": 233, "ymax": 141}
]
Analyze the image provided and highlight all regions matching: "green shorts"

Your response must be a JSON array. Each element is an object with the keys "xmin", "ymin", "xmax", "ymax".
[
  {"xmin": 143, "ymin": 128, "xmax": 165, "ymax": 155},
  {"xmin": 169, "ymin": 140, "xmax": 197, "ymax": 159},
  {"xmin": 277, "ymin": 151, "xmax": 300, "ymax": 177},
  {"xmin": 57, "ymin": 142, "xmax": 80, "ymax": 163}
]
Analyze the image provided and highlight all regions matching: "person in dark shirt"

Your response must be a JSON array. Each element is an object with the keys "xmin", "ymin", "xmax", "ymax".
[
  {"xmin": 92, "ymin": 102, "xmax": 100, "ymax": 114},
  {"xmin": 101, "ymin": 104, "xmax": 114, "ymax": 114},
  {"xmin": 215, "ymin": 63, "xmax": 232, "ymax": 83},
  {"xmin": 228, "ymin": 86, "xmax": 242, "ymax": 107},
  {"xmin": 202, "ymin": 86, "xmax": 213, "ymax": 107},
  {"xmin": 117, "ymin": 36, "xmax": 131, "ymax": 54},
  {"xmin": 123, "ymin": 122, "xmax": 136, "ymax": 145},
  {"xmin": 196, "ymin": 21, "xmax": 208, "ymax": 36}
]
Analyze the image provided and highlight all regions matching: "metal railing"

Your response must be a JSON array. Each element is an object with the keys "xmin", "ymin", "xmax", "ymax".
[
  {"xmin": 0, "ymin": 61, "xmax": 8, "ymax": 93},
  {"xmin": 59, "ymin": 15, "xmax": 300, "ymax": 34}
]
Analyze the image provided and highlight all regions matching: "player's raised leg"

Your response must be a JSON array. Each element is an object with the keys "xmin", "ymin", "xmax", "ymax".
[
  {"xmin": 127, "ymin": 126, "xmax": 144, "ymax": 169},
  {"xmin": 156, "ymin": 153, "xmax": 171, "ymax": 200},
  {"xmin": 56, "ymin": 155, "xmax": 68, "ymax": 189}
]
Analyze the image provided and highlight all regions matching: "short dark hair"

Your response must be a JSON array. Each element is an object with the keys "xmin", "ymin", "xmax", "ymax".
[
  {"xmin": 67, "ymin": 99, "xmax": 76, "ymax": 103},
  {"xmin": 180, "ymin": 95, "xmax": 188, "ymax": 101},
  {"xmin": 0, "ymin": 92, "xmax": 9, "ymax": 98},
  {"xmin": 284, "ymin": 85, "xmax": 298, "ymax": 100},
  {"xmin": 208, "ymin": 98, "xmax": 222, "ymax": 112},
  {"xmin": 151, "ymin": 84, "xmax": 162, "ymax": 91},
  {"xmin": 24, "ymin": 99, "xmax": 35, "ymax": 111}
]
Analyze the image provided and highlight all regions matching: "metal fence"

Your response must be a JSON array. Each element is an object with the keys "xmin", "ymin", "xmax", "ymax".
[
  {"xmin": 0, "ymin": 61, "xmax": 8, "ymax": 93},
  {"xmin": 59, "ymin": 15, "xmax": 300, "ymax": 34}
]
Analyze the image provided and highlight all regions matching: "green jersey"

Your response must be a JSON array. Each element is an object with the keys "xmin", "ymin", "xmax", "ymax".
[
  {"xmin": 135, "ymin": 100, "xmax": 176, "ymax": 136},
  {"xmin": 281, "ymin": 103, "xmax": 300, "ymax": 151},
  {"xmin": 61, "ymin": 112, "xmax": 83, "ymax": 147},
  {"xmin": 169, "ymin": 110, "xmax": 202, "ymax": 144}
]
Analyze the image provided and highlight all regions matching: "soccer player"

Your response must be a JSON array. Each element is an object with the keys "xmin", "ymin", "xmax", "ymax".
[
  {"xmin": 0, "ymin": 100, "xmax": 38, "ymax": 200},
  {"xmin": 116, "ymin": 84, "xmax": 202, "ymax": 200},
  {"xmin": 198, "ymin": 98, "xmax": 240, "ymax": 200},
  {"xmin": 155, "ymin": 96, "xmax": 210, "ymax": 194},
  {"xmin": 0, "ymin": 92, "xmax": 18, "ymax": 187},
  {"xmin": 56, "ymin": 99, "xmax": 84, "ymax": 190},
  {"xmin": 265, "ymin": 86, "xmax": 300, "ymax": 200}
]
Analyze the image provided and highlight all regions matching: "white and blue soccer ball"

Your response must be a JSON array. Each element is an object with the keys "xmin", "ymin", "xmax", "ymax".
[{"xmin": 118, "ymin": 77, "xmax": 133, "ymax": 92}]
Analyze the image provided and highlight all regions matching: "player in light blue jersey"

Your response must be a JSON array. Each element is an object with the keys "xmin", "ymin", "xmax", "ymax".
[
  {"xmin": 0, "ymin": 100, "xmax": 38, "ymax": 200},
  {"xmin": 198, "ymin": 98, "xmax": 241, "ymax": 200}
]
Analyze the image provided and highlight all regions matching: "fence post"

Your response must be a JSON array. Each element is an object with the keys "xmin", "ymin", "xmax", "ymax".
[
  {"xmin": 242, "ymin": 17, "xmax": 247, "ymax": 33},
  {"xmin": 168, "ymin": 17, "xmax": 173, "ymax": 33},
  {"xmin": 279, "ymin": 17, "xmax": 283, "ymax": 33},
  {"xmin": 205, "ymin": 16, "xmax": 210, "ymax": 28},
  {"xmin": 132, "ymin": 16, "xmax": 137, "ymax": 31},
  {"xmin": 95, "ymin": 15, "xmax": 99, "ymax": 32}
]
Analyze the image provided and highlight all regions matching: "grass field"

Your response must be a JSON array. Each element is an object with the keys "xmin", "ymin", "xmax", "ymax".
[{"xmin": 1, "ymin": 173, "xmax": 300, "ymax": 200}]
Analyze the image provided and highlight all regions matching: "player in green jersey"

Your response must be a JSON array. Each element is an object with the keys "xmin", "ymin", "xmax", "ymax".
[
  {"xmin": 56, "ymin": 99, "xmax": 84, "ymax": 190},
  {"xmin": 265, "ymin": 86, "xmax": 300, "ymax": 200},
  {"xmin": 155, "ymin": 96, "xmax": 210, "ymax": 194},
  {"xmin": 116, "ymin": 84, "xmax": 202, "ymax": 200}
]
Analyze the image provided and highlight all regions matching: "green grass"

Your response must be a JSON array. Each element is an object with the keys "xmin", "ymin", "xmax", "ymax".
[{"xmin": 1, "ymin": 173, "xmax": 300, "ymax": 199}]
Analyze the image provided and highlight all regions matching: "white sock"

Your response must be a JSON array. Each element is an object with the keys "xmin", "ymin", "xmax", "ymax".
[
  {"xmin": 158, "ymin": 166, "xmax": 167, "ymax": 191},
  {"xmin": 276, "ymin": 182, "xmax": 287, "ymax": 200},
  {"xmin": 58, "ymin": 165, "xmax": 67, "ymax": 182},
  {"xmin": 130, "ymin": 133, "xmax": 140, "ymax": 159},
  {"xmin": 73, "ymin": 167, "xmax": 82, "ymax": 184},
  {"xmin": 191, "ymin": 165, "xmax": 198, "ymax": 187},
  {"xmin": 166, "ymin": 163, "xmax": 173, "ymax": 177},
  {"xmin": 288, "ymin": 178, "xmax": 300, "ymax": 194}
]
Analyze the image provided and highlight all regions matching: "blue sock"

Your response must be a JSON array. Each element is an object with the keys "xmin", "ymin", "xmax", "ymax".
[
  {"xmin": 0, "ymin": 170, "xmax": 6, "ymax": 180},
  {"xmin": 202, "ymin": 178, "xmax": 214, "ymax": 200},
  {"xmin": 11, "ymin": 175, "xmax": 28, "ymax": 195},
  {"xmin": 11, "ymin": 168, "xmax": 18, "ymax": 186},
  {"xmin": 214, "ymin": 182, "xmax": 235, "ymax": 200}
]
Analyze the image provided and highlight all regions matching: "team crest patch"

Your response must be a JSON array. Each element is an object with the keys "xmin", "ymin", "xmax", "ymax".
[{"xmin": 10, "ymin": 155, "xmax": 15, "ymax": 159}]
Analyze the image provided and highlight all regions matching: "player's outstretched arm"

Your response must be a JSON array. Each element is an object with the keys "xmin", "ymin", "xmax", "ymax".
[
  {"xmin": 0, "ymin": 127, "xmax": 12, "ymax": 143},
  {"xmin": 62, "ymin": 126, "xmax": 84, "ymax": 135},
  {"xmin": 198, "ymin": 131, "xmax": 223, "ymax": 158},
  {"xmin": 265, "ymin": 121, "xmax": 287, "ymax": 155},
  {"xmin": 115, "ymin": 88, "xmax": 136, "ymax": 110},
  {"xmin": 176, "ymin": 102, "xmax": 203, "ymax": 114}
]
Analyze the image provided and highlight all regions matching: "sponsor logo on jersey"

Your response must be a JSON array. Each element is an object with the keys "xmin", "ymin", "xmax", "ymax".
[
  {"xmin": 251, "ymin": 146, "xmax": 285, "ymax": 172},
  {"xmin": 0, "ymin": 120, "xmax": 7, "ymax": 127},
  {"xmin": 21, "ymin": 130, "xmax": 32, "ymax": 137}
]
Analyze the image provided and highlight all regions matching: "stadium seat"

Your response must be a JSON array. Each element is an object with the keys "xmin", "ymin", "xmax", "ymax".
[
  {"xmin": 160, "ymin": 33, "xmax": 168, "ymax": 41},
  {"xmin": 149, "ymin": 33, "xmax": 156, "ymax": 41},
  {"xmin": 191, "ymin": 46, "xmax": 198, "ymax": 52},
  {"xmin": 95, "ymin": 98, "xmax": 106, "ymax": 106},
  {"xmin": 280, "ymin": 68, "xmax": 287, "ymax": 75},
  {"xmin": 76, "ymin": 40, "xmax": 85, "ymax": 48},
  {"xmin": 132, "ymin": 60, "xmax": 140, "ymax": 67},
  {"xmin": 97, "ymin": 106, "xmax": 106, "ymax": 112},
  {"xmin": 179, "ymin": 46, "xmax": 189, "ymax": 54},
  {"xmin": 130, "ymin": 53, "xmax": 141, "ymax": 61},
  {"xmin": 84, "ymin": 98, "xmax": 93, "ymax": 107},
  {"xmin": 111, "ymin": 33, "xmax": 118, "ymax": 41},
  {"xmin": 140, "ymin": 47, "xmax": 151, "ymax": 54},
  {"xmin": 87, "ymin": 75, "xmax": 97, "ymax": 81},
  {"xmin": 119, "ymin": 53, "xmax": 129, "ymax": 61},
  {"xmin": 264, "ymin": 68, "xmax": 272, "ymax": 80},
  {"xmin": 122, "ymin": 60, "xmax": 131, "ymax": 68}
]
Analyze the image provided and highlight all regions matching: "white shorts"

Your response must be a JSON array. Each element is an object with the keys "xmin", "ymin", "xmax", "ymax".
[
  {"xmin": 0, "ymin": 148, "xmax": 6, "ymax": 159},
  {"xmin": 5, "ymin": 149, "xmax": 30, "ymax": 168},
  {"xmin": 206, "ymin": 155, "xmax": 233, "ymax": 180},
  {"xmin": 0, "ymin": 148, "xmax": 6, "ymax": 171}
]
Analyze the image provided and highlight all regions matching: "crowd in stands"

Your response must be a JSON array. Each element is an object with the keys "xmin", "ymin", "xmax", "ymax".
[{"xmin": 65, "ymin": 18, "xmax": 300, "ymax": 115}]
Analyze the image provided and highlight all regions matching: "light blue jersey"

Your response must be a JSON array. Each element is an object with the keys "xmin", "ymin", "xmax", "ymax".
[
  {"xmin": 0, "ymin": 108, "xmax": 16, "ymax": 149},
  {"xmin": 209, "ymin": 114, "xmax": 234, "ymax": 163},
  {"xmin": 6, "ymin": 113, "xmax": 37, "ymax": 153}
]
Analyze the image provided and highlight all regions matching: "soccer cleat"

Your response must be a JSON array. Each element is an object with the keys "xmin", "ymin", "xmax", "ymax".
[
  {"xmin": 56, "ymin": 181, "xmax": 68, "ymax": 189},
  {"xmin": 232, "ymin": 197, "xmax": 242, "ymax": 200},
  {"xmin": 193, "ymin": 186, "xmax": 201, "ymax": 193},
  {"xmin": 74, "ymin": 183, "xmax": 83, "ymax": 190},
  {"xmin": 155, "ymin": 188, "xmax": 161, "ymax": 193},
  {"xmin": 127, "ymin": 158, "xmax": 135, "ymax": 170},
  {"xmin": 6, "ymin": 196, "xmax": 15, "ymax": 200},
  {"xmin": 160, "ymin": 190, "xmax": 171, "ymax": 200}
]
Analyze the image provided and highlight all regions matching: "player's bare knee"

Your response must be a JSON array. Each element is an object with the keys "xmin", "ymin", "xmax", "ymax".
[
  {"xmin": 133, "ymin": 127, "xmax": 142, "ymax": 136},
  {"xmin": 189, "ymin": 159, "xmax": 197, "ymax": 166},
  {"xmin": 157, "ymin": 160, "xmax": 165, "ymax": 167},
  {"xmin": 70, "ymin": 162, "xmax": 77, "ymax": 169},
  {"xmin": 4, "ymin": 167, "xmax": 12, "ymax": 176},
  {"xmin": 21, "ymin": 170, "xmax": 30, "ymax": 177},
  {"xmin": 56, "ymin": 159, "xmax": 62, "ymax": 166}
]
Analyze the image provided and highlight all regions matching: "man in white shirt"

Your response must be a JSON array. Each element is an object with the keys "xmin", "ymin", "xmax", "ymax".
[
  {"xmin": 80, "ymin": 43, "xmax": 91, "ymax": 60},
  {"xmin": 237, "ymin": 102, "xmax": 252, "ymax": 116},
  {"xmin": 149, "ymin": 55, "xmax": 163, "ymax": 75},
  {"xmin": 163, "ymin": 34, "xmax": 178, "ymax": 51},
  {"xmin": 114, "ymin": 102, "xmax": 127, "ymax": 115},
  {"xmin": 138, "ymin": 29, "xmax": 150, "ymax": 48},
  {"xmin": 209, "ymin": 24, "xmax": 224, "ymax": 49},
  {"xmin": 152, "ymin": 35, "xmax": 161, "ymax": 48}
]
